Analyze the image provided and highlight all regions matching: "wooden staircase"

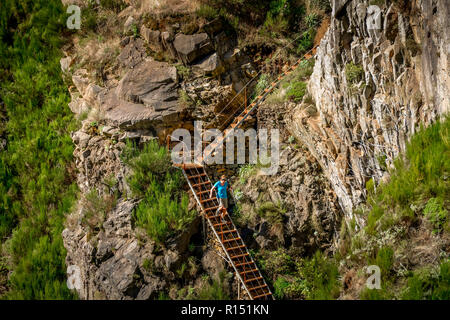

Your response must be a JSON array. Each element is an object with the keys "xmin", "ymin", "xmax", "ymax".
[{"xmin": 177, "ymin": 163, "xmax": 273, "ymax": 300}]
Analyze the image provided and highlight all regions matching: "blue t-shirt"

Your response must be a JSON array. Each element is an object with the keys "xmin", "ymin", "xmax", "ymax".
[{"xmin": 214, "ymin": 181, "xmax": 228, "ymax": 199}]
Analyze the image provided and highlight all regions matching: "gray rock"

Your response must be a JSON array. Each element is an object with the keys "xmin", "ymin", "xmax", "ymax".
[
  {"xmin": 173, "ymin": 33, "xmax": 214, "ymax": 64},
  {"xmin": 116, "ymin": 60, "xmax": 178, "ymax": 110},
  {"xmin": 140, "ymin": 26, "xmax": 162, "ymax": 52},
  {"xmin": 192, "ymin": 52, "xmax": 224, "ymax": 75}
]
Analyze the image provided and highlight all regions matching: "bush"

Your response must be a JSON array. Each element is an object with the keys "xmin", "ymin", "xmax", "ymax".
[
  {"xmin": 286, "ymin": 81, "xmax": 307, "ymax": 102},
  {"xmin": 257, "ymin": 202, "xmax": 285, "ymax": 225},
  {"xmin": 365, "ymin": 117, "xmax": 450, "ymax": 232},
  {"xmin": 401, "ymin": 260, "xmax": 450, "ymax": 300},
  {"xmin": 424, "ymin": 197, "xmax": 448, "ymax": 233},
  {"xmin": 345, "ymin": 62, "xmax": 364, "ymax": 84},
  {"xmin": 195, "ymin": 271, "xmax": 230, "ymax": 300},
  {"xmin": 297, "ymin": 251, "xmax": 341, "ymax": 300},
  {"xmin": 196, "ymin": 4, "xmax": 219, "ymax": 20},
  {"xmin": 297, "ymin": 28, "xmax": 316, "ymax": 54},
  {"xmin": 274, "ymin": 276, "xmax": 290, "ymax": 299},
  {"xmin": 0, "ymin": 0, "xmax": 78, "ymax": 299},
  {"xmin": 124, "ymin": 141, "xmax": 196, "ymax": 243}
]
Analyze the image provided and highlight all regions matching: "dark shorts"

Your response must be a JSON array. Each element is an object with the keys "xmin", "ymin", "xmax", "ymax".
[{"xmin": 218, "ymin": 197, "xmax": 228, "ymax": 208}]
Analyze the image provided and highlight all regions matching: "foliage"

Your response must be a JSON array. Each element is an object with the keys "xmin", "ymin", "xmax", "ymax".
[
  {"xmin": 195, "ymin": 271, "xmax": 230, "ymax": 300},
  {"xmin": 286, "ymin": 81, "xmax": 307, "ymax": 102},
  {"xmin": 124, "ymin": 141, "xmax": 196, "ymax": 244},
  {"xmin": 424, "ymin": 197, "xmax": 448, "ymax": 233},
  {"xmin": 365, "ymin": 117, "xmax": 449, "ymax": 235},
  {"xmin": 297, "ymin": 27, "xmax": 316, "ymax": 54},
  {"xmin": 297, "ymin": 251, "xmax": 341, "ymax": 299},
  {"xmin": 81, "ymin": 189, "xmax": 117, "ymax": 233},
  {"xmin": 257, "ymin": 202, "xmax": 285, "ymax": 225},
  {"xmin": 196, "ymin": 4, "xmax": 219, "ymax": 20},
  {"xmin": 238, "ymin": 164, "xmax": 256, "ymax": 183},
  {"xmin": 401, "ymin": 260, "xmax": 450, "ymax": 300},
  {"xmin": 0, "ymin": 0, "xmax": 78, "ymax": 299},
  {"xmin": 345, "ymin": 62, "xmax": 364, "ymax": 84}
]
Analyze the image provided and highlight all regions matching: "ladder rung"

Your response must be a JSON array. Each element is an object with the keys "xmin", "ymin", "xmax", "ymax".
[
  {"xmin": 213, "ymin": 221, "xmax": 232, "ymax": 228},
  {"xmin": 196, "ymin": 190, "xmax": 210, "ymax": 195},
  {"xmin": 201, "ymin": 197, "xmax": 216, "ymax": 203},
  {"xmin": 231, "ymin": 253, "xmax": 249, "ymax": 260},
  {"xmin": 244, "ymin": 276, "xmax": 262, "ymax": 283},
  {"xmin": 188, "ymin": 173, "xmax": 206, "ymax": 179},
  {"xmin": 240, "ymin": 268, "xmax": 258, "ymax": 275},
  {"xmin": 192, "ymin": 181, "xmax": 211, "ymax": 188},
  {"xmin": 206, "ymin": 213, "xmax": 222, "ymax": 220},
  {"xmin": 235, "ymin": 260, "xmax": 255, "ymax": 268},
  {"xmin": 222, "ymin": 237, "xmax": 241, "ymax": 244},
  {"xmin": 253, "ymin": 292, "xmax": 272, "ymax": 299},
  {"xmin": 217, "ymin": 229, "xmax": 237, "ymax": 236},
  {"xmin": 226, "ymin": 244, "xmax": 246, "ymax": 252},
  {"xmin": 249, "ymin": 284, "xmax": 268, "ymax": 291},
  {"xmin": 204, "ymin": 206, "xmax": 220, "ymax": 212}
]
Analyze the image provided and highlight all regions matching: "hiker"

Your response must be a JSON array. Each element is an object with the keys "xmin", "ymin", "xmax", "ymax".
[{"xmin": 210, "ymin": 175, "xmax": 232, "ymax": 221}]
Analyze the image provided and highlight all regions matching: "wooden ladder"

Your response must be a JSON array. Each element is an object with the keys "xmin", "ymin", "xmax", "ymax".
[{"xmin": 176, "ymin": 163, "xmax": 273, "ymax": 300}]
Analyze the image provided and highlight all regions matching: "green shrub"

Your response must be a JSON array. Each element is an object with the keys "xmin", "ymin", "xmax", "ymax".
[
  {"xmin": 345, "ymin": 62, "xmax": 364, "ymax": 84},
  {"xmin": 364, "ymin": 117, "xmax": 449, "ymax": 233},
  {"xmin": 401, "ymin": 260, "xmax": 450, "ymax": 300},
  {"xmin": 297, "ymin": 28, "xmax": 316, "ymax": 54},
  {"xmin": 297, "ymin": 251, "xmax": 341, "ymax": 300},
  {"xmin": 195, "ymin": 271, "xmax": 230, "ymax": 300},
  {"xmin": 274, "ymin": 276, "xmax": 290, "ymax": 299},
  {"xmin": 100, "ymin": 0, "xmax": 127, "ymax": 13},
  {"xmin": 257, "ymin": 201, "xmax": 285, "ymax": 225},
  {"xmin": 0, "ymin": 0, "xmax": 78, "ymax": 299},
  {"xmin": 123, "ymin": 140, "xmax": 172, "ymax": 197},
  {"xmin": 424, "ymin": 197, "xmax": 448, "ymax": 233},
  {"xmin": 286, "ymin": 81, "xmax": 307, "ymax": 102},
  {"xmin": 124, "ymin": 141, "xmax": 196, "ymax": 243},
  {"xmin": 196, "ymin": 4, "xmax": 219, "ymax": 20}
]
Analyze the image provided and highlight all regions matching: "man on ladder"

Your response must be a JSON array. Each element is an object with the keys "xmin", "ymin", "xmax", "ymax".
[{"xmin": 210, "ymin": 175, "xmax": 232, "ymax": 222}]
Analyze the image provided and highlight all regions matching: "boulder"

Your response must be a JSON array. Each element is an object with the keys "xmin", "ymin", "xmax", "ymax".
[
  {"xmin": 173, "ymin": 33, "xmax": 214, "ymax": 64},
  {"xmin": 140, "ymin": 26, "xmax": 162, "ymax": 52},
  {"xmin": 192, "ymin": 52, "xmax": 224, "ymax": 75},
  {"xmin": 116, "ymin": 60, "xmax": 178, "ymax": 111},
  {"xmin": 117, "ymin": 38, "xmax": 146, "ymax": 69}
]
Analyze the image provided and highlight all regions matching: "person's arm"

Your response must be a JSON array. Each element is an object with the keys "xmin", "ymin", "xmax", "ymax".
[{"xmin": 210, "ymin": 185, "xmax": 216, "ymax": 198}]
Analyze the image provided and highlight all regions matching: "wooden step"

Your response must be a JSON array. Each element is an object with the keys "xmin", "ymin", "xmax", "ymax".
[
  {"xmin": 206, "ymin": 213, "xmax": 224, "ymax": 220},
  {"xmin": 248, "ymin": 284, "xmax": 268, "ymax": 292},
  {"xmin": 192, "ymin": 181, "xmax": 211, "ymax": 188},
  {"xmin": 196, "ymin": 190, "xmax": 210, "ymax": 196},
  {"xmin": 226, "ymin": 244, "xmax": 246, "ymax": 252},
  {"xmin": 244, "ymin": 276, "xmax": 263, "ymax": 283},
  {"xmin": 213, "ymin": 221, "xmax": 232, "ymax": 228},
  {"xmin": 222, "ymin": 237, "xmax": 241, "ymax": 244},
  {"xmin": 231, "ymin": 253, "xmax": 249, "ymax": 260},
  {"xmin": 240, "ymin": 268, "xmax": 258, "ymax": 275},
  {"xmin": 204, "ymin": 206, "xmax": 220, "ymax": 212},
  {"xmin": 201, "ymin": 198, "xmax": 216, "ymax": 204},
  {"xmin": 235, "ymin": 261, "xmax": 255, "ymax": 268},
  {"xmin": 252, "ymin": 292, "xmax": 272, "ymax": 299},
  {"xmin": 217, "ymin": 229, "xmax": 237, "ymax": 236},
  {"xmin": 188, "ymin": 173, "xmax": 206, "ymax": 179}
]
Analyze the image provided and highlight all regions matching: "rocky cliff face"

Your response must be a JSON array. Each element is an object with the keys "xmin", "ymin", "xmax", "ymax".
[
  {"xmin": 288, "ymin": 0, "xmax": 449, "ymax": 220},
  {"xmin": 61, "ymin": 0, "xmax": 264, "ymax": 299}
]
